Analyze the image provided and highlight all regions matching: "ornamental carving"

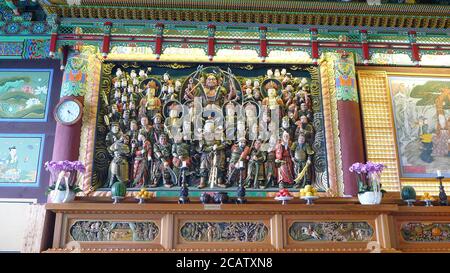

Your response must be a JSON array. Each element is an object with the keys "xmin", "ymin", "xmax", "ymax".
[
  {"xmin": 180, "ymin": 221, "xmax": 268, "ymax": 242},
  {"xmin": 91, "ymin": 62, "xmax": 328, "ymax": 195},
  {"xmin": 289, "ymin": 221, "xmax": 374, "ymax": 242},
  {"xmin": 69, "ymin": 220, "xmax": 159, "ymax": 242},
  {"xmin": 401, "ymin": 222, "xmax": 450, "ymax": 242}
]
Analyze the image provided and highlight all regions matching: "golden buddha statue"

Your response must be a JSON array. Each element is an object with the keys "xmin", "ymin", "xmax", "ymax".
[{"xmin": 145, "ymin": 81, "xmax": 162, "ymax": 117}]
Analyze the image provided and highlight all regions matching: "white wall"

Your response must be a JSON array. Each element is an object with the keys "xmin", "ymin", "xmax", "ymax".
[{"xmin": 0, "ymin": 199, "xmax": 36, "ymax": 252}]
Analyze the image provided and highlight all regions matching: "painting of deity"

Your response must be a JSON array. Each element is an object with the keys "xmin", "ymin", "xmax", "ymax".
[
  {"xmin": 0, "ymin": 69, "xmax": 52, "ymax": 121},
  {"xmin": 0, "ymin": 134, "xmax": 44, "ymax": 186},
  {"xmin": 389, "ymin": 76, "xmax": 450, "ymax": 178}
]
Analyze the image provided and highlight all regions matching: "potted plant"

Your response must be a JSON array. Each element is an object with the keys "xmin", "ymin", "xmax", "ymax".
[
  {"xmin": 45, "ymin": 160, "xmax": 85, "ymax": 203},
  {"xmin": 349, "ymin": 161, "xmax": 386, "ymax": 205}
]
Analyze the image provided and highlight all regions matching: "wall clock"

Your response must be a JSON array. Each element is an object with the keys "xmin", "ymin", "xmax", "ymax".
[{"xmin": 54, "ymin": 98, "xmax": 83, "ymax": 125}]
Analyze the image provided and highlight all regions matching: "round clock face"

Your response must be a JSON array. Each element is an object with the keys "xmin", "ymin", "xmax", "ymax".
[{"xmin": 55, "ymin": 100, "xmax": 82, "ymax": 125}]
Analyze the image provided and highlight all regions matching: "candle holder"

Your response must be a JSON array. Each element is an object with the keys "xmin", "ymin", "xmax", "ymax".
[
  {"xmin": 404, "ymin": 199, "xmax": 416, "ymax": 207},
  {"xmin": 437, "ymin": 175, "xmax": 448, "ymax": 206},
  {"xmin": 423, "ymin": 199, "xmax": 433, "ymax": 207},
  {"xmin": 178, "ymin": 162, "xmax": 189, "ymax": 187},
  {"xmin": 112, "ymin": 196, "xmax": 123, "ymax": 204},
  {"xmin": 178, "ymin": 166, "xmax": 190, "ymax": 204},
  {"xmin": 236, "ymin": 165, "xmax": 247, "ymax": 204}
]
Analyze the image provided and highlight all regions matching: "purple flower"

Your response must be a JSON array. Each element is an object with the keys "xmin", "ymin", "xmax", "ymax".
[
  {"xmin": 44, "ymin": 160, "xmax": 85, "ymax": 173},
  {"xmin": 349, "ymin": 162, "xmax": 367, "ymax": 174},
  {"xmin": 350, "ymin": 161, "xmax": 385, "ymax": 174},
  {"xmin": 365, "ymin": 161, "xmax": 385, "ymax": 174}
]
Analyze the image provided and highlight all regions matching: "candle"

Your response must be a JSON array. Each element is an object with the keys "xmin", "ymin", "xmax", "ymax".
[
  {"xmin": 238, "ymin": 161, "xmax": 244, "ymax": 168},
  {"xmin": 437, "ymin": 170, "xmax": 442, "ymax": 177},
  {"xmin": 182, "ymin": 161, "xmax": 187, "ymax": 168}
]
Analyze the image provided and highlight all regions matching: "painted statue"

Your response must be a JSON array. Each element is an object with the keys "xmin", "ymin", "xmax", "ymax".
[
  {"xmin": 107, "ymin": 135, "xmax": 131, "ymax": 187},
  {"xmin": 145, "ymin": 81, "xmax": 162, "ymax": 119},
  {"xmin": 245, "ymin": 139, "xmax": 267, "ymax": 189},
  {"xmin": 262, "ymin": 81, "xmax": 283, "ymax": 111},
  {"xmin": 291, "ymin": 133, "xmax": 314, "ymax": 188},
  {"xmin": 106, "ymin": 122, "xmax": 122, "ymax": 147},
  {"xmin": 150, "ymin": 133, "xmax": 175, "ymax": 188},
  {"xmin": 227, "ymin": 138, "xmax": 250, "ymax": 186},
  {"xmin": 132, "ymin": 132, "xmax": 152, "ymax": 187},
  {"xmin": 198, "ymin": 120, "xmax": 226, "ymax": 188},
  {"xmin": 275, "ymin": 131, "xmax": 294, "ymax": 187}
]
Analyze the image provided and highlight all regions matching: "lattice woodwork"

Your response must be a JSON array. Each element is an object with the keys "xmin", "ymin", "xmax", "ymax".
[{"xmin": 358, "ymin": 71, "xmax": 401, "ymax": 193}]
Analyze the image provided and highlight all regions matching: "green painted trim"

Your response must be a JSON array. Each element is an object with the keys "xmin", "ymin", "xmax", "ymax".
[
  {"xmin": 0, "ymin": 36, "xmax": 50, "ymax": 42},
  {"xmin": 0, "ymin": 56, "xmax": 23, "ymax": 59}
]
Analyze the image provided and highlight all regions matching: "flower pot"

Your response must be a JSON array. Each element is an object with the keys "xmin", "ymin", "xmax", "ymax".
[
  {"xmin": 49, "ymin": 189, "xmax": 76, "ymax": 203},
  {"xmin": 358, "ymin": 191, "xmax": 382, "ymax": 205}
]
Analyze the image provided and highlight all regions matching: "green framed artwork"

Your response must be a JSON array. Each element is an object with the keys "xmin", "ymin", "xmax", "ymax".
[
  {"xmin": 0, "ymin": 69, "xmax": 53, "ymax": 122},
  {"xmin": 0, "ymin": 134, "xmax": 45, "ymax": 187}
]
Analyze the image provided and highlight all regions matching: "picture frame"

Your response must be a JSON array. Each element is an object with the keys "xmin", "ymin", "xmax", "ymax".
[
  {"xmin": 0, "ymin": 68, "xmax": 53, "ymax": 122},
  {"xmin": 0, "ymin": 134, "xmax": 45, "ymax": 187}
]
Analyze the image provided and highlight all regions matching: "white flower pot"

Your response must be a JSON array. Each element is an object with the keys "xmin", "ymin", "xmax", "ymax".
[
  {"xmin": 358, "ymin": 191, "xmax": 382, "ymax": 205},
  {"xmin": 49, "ymin": 190, "xmax": 76, "ymax": 203}
]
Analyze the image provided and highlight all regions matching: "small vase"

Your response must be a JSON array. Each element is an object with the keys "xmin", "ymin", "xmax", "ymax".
[
  {"xmin": 358, "ymin": 172, "xmax": 383, "ymax": 205},
  {"xmin": 49, "ymin": 189, "xmax": 76, "ymax": 203},
  {"xmin": 358, "ymin": 191, "xmax": 382, "ymax": 205}
]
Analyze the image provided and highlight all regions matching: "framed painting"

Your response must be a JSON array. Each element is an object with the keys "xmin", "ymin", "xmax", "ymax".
[
  {"xmin": 388, "ymin": 74, "xmax": 450, "ymax": 179},
  {"xmin": 0, "ymin": 69, "xmax": 53, "ymax": 122},
  {"xmin": 358, "ymin": 67, "xmax": 450, "ymax": 194},
  {"xmin": 0, "ymin": 134, "xmax": 45, "ymax": 187}
]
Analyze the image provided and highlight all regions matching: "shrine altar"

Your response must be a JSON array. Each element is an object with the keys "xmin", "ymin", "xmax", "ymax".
[{"xmin": 42, "ymin": 201, "xmax": 450, "ymax": 253}]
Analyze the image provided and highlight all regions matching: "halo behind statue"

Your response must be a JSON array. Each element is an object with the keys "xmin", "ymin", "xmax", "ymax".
[
  {"xmin": 261, "ymin": 78, "xmax": 282, "ymax": 98},
  {"xmin": 140, "ymin": 77, "xmax": 163, "ymax": 98},
  {"xmin": 243, "ymin": 100, "xmax": 261, "ymax": 119}
]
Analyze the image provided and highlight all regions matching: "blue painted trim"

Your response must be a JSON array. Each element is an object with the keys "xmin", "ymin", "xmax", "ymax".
[
  {"xmin": 0, "ymin": 133, "xmax": 45, "ymax": 187},
  {"xmin": 0, "ymin": 68, "xmax": 54, "ymax": 123}
]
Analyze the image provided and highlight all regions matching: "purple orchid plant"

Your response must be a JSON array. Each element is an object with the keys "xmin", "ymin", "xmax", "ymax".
[
  {"xmin": 45, "ymin": 160, "xmax": 85, "ymax": 194},
  {"xmin": 349, "ymin": 161, "xmax": 386, "ymax": 193}
]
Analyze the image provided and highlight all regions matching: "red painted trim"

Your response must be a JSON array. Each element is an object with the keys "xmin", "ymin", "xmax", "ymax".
[
  {"xmin": 260, "ymin": 39, "xmax": 267, "ymax": 57},
  {"xmin": 208, "ymin": 38, "xmax": 215, "ymax": 57},
  {"xmin": 155, "ymin": 36, "xmax": 163, "ymax": 56},
  {"xmin": 312, "ymin": 41, "xmax": 319, "ymax": 59},
  {"xmin": 102, "ymin": 35, "xmax": 111, "ymax": 58},
  {"xmin": 49, "ymin": 33, "xmax": 58, "ymax": 56},
  {"xmin": 54, "ymin": 34, "xmax": 449, "ymax": 57},
  {"xmin": 411, "ymin": 43, "xmax": 421, "ymax": 61}
]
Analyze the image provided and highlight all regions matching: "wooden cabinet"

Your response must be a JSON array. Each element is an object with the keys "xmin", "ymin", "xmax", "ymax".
[{"xmin": 43, "ymin": 202, "xmax": 450, "ymax": 253}]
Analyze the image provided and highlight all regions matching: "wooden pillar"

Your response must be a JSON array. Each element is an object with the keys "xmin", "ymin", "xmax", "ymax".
[
  {"xmin": 51, "ymin": 51, "xmax": 88, "ymax": 162},
  {"xmin": 331, "ymin": 53, "xmax": 365, "ymax": 196}
]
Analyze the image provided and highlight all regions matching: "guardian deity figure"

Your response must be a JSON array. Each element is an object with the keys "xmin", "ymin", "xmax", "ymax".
[
  {"xmin": 106, "ymin": 122, "xmax": 122, "ymax": 147},
  {"xmin": 132, "ymin": 132, "xmax": 152, "ymax": 188},
  {"xmin": 202, "ymin": 73, "xmax": 227, "ymax": 106},
  {"xmin": 198, "ymin": 120, "xmax": 226, "ymax": 188},
  {"xmin": 245, "ymin": 139, "xmax": 267, "ymax": 189},
  {"xmin": 150, "ymin": 133, "xmax": 174, "ymax": 188},
  {"xmin": 107, "ymin": 135, "xmax": 131, "ymax": 187},
  {"xmin": 227, "ymin": 138, "xmax": 250, "ymax": 186},
  {"xmin": 275, "ymin": 131, "xmax": 294, "ymax": 187},
  {"xmin": 291, "ymin": 133, "xmax": 314, "ymax": 188}
]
